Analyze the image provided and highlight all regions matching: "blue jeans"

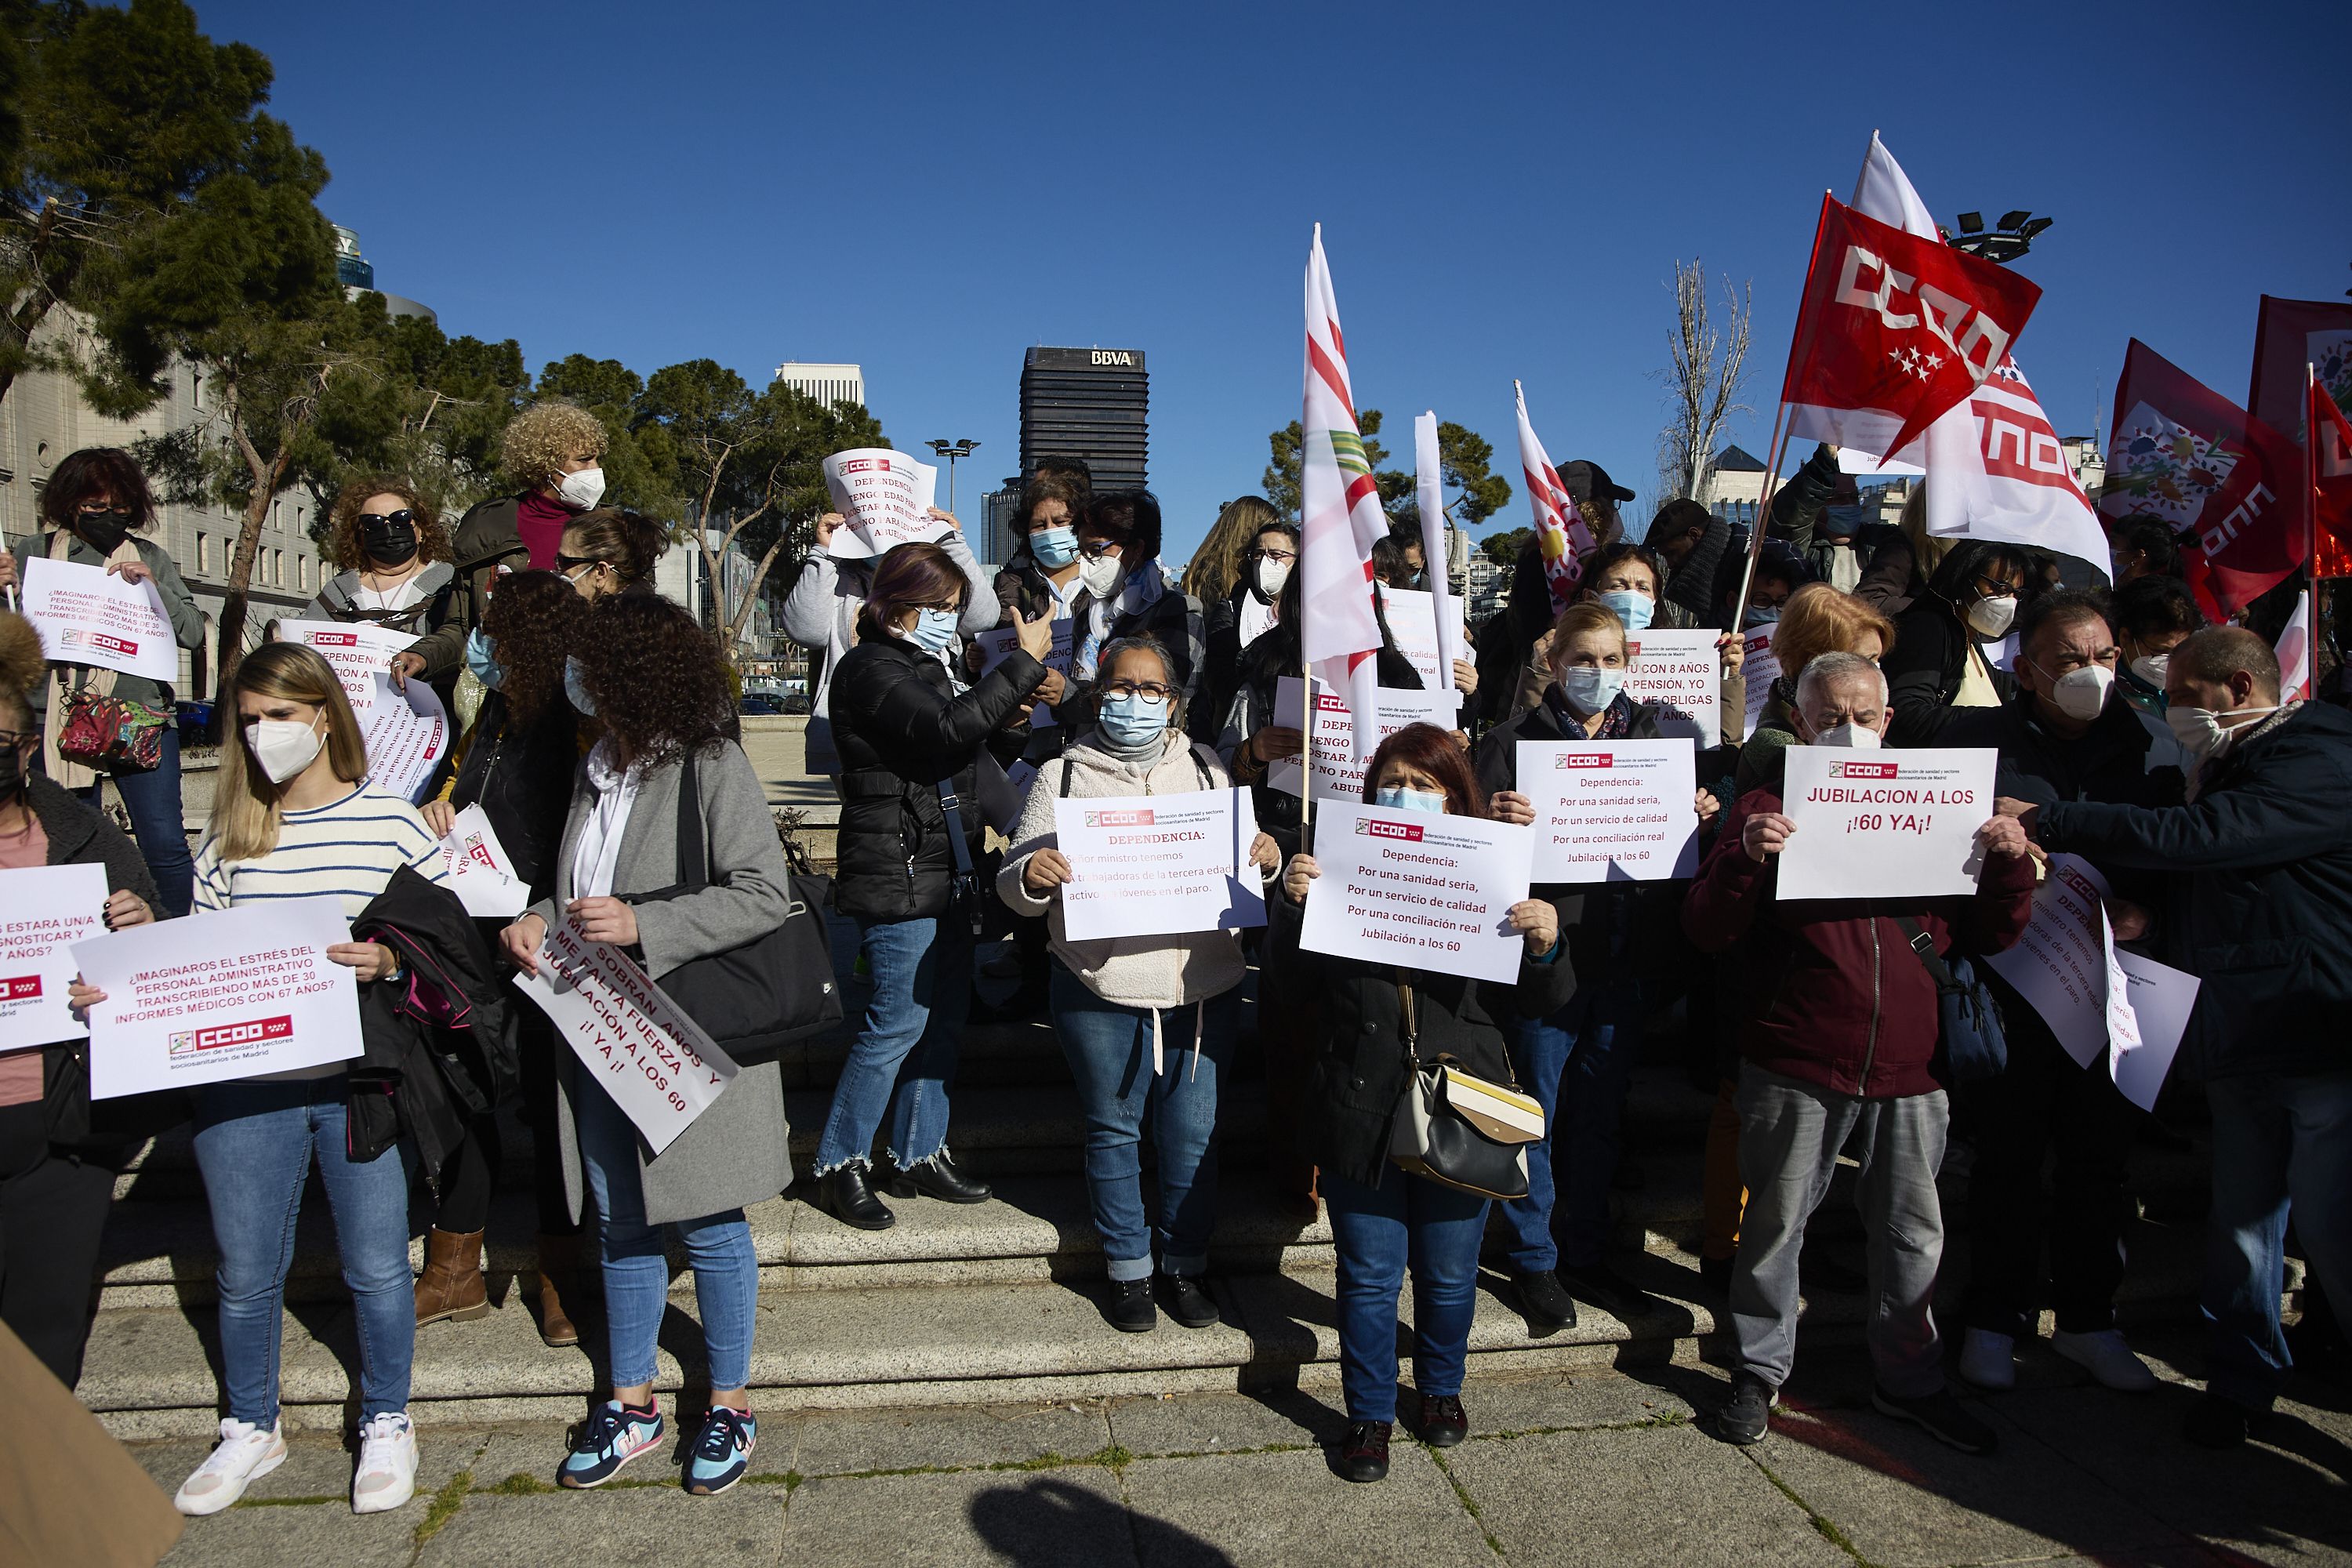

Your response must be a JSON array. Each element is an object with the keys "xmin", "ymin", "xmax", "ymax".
[
  {"xmin": 2203, "ymin": 1068, "xmax": 2352, "ymax": 1411},
  {"xmin": 1499, "ymin": 982, "xmax": 1641, "ymax": 1273},
  {"xmin": 78, "ymin": 727, "xmax": 193, "ymax": 917},
  {"xmin": 1050, "ymin": 964, "xmax": 1236, "ymax": 1281},
  {"xmin": 191, "ymin": 1076, "xmax": 416, "ymax": 1426},
  {"xmin": 575, "ymin": 1074, "xmax": 759, "ymax": 1392},
  {"xmin": 1323, "ymin": 1167, "xmax": 1491, "ymax": 1423},
  {"xmin": 815, "ymin": 915, "xmax": 974, "ymax": 1174}
]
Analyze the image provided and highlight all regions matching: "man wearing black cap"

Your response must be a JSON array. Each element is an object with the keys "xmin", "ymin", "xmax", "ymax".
[{"xmin": 1560, "ymin": 459, "xmax": 1634, "ymax": 552}]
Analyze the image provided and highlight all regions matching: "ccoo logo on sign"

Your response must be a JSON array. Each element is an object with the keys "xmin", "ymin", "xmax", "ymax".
[
  {"xmin": 1357, "ymin": 817, "xmax": 1425, "ymax": 843},
  {"xmin": 168, "ymin": 1014, "xmax": 293, "ymax": 1057},
  {"xmin": 1828, "ymin": 760, "xmax": 1900, "ymax": 779},
  {"xmin": 2, "ymin": 975, "xmax": 40, "ymax": 1001},
  {"xmin": 1086, "ymin": 808, "xmax": 1155, "ymax": 828},
  {"xmin": 1555, "ymin": 753, "xmax": 1612, "ymax": 769}
]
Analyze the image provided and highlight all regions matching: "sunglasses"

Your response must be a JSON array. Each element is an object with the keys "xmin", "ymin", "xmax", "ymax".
[
  {"xmin": 357, "ymin": 510, "xmax": 416, "ymax": 529},
  {"xmin": 555, "ymin": 554, "xmax": 610, "ymax": 574}
]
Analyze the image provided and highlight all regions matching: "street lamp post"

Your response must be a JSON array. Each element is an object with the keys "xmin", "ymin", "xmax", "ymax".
[
  {"xmin": 926, "ymin": 438, "xmax": 980, "ymax": 515},
  {"xmin": 1942, "ymin": 209, "xmax": 2054, "ymax": 265}
]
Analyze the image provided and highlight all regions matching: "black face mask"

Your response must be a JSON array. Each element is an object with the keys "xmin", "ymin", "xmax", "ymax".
[
  {"xmin": 75, "ymin": 509, "xmax": 132, "ymax": 556},
  {"xmin": 361, "ymin": 520, "xmax": 420, "ymax": 565},
  {"xmin": 0, "ymin": 740, "xmax": 26, "ymax": 807}
]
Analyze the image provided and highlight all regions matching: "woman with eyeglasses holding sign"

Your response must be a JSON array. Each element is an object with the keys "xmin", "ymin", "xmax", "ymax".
[
  {"xmin": 998, "ymin": 634, "xmax": 1280, "ymax": 1334},
  {"xmin": 1272, "ymin": 723, "xmax": 1569, "ymax": 1482},
  {"xmin": 810, "ymin": 542, "xmax": 1062, "ymax": 1231},
  {"xmin": 299, "ymin": 476, "xmax": 462, "ymax": 691}
]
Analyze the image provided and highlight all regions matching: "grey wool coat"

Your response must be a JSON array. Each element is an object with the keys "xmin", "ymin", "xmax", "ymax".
[{"xmin": 529, "ymin": 738, "xmax": 796, "ymax": 1225}]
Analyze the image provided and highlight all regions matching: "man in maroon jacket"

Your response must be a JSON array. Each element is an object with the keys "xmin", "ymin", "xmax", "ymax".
[{"xmin": 1682, "ymin": 652, "xmax": 2037, "ymax": 1454}]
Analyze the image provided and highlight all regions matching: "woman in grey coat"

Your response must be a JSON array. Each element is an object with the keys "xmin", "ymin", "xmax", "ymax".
[{"xmin": 499, "ymin": 594, "xmax": 791, "ymax": 1498}]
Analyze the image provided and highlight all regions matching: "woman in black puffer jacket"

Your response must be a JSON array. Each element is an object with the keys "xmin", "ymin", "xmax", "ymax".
[{"xmin": 810, "ymin": 542, "xmax": 1060, "ymax": 1230}]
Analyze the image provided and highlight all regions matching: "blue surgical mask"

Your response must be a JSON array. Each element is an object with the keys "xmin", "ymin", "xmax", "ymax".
[
  {"xmin": 1558, "ymin": 666, "xmax": 1626, "ymax": 717},
  {"xmin": 465, "ymin": 626, "xmax": 506, "ymax": 691},
  {"xmin": 1374, "ymin": 785, "xmax": 1447, "ymax": 814},
  {"xmin": 563, "ymin": 655, "xmax": 596, "ymax": 717},
  {"xmin": 1029, "ymin": 527, "xmax": 1079, "ymax": 568},
  {"xmin": 904, "ymin": 607, "xmax": 959, "ymax": 654},
  {"xmin": 1096, "ymin": 691, "xmax": 1170, "ymax": 748},
  {"xmin": 1822, "ymin": 503, "xmax": 1867, "ymax": 541},
  {"xmin": 1743, "ymin": 604, "xmax": 1782, "ymax": 630},
  {"xmin": 1595, "ymin": 589, "xmax": 1655, "ymax": 633}
]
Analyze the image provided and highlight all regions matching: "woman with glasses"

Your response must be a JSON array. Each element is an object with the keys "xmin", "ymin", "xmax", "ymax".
[
  {"xmin": 0, "ymin": 447, "xmax": 205, "ymax": 916},
  {"xmin": 1884, "ymin": 539, "xmax": 2031, "ymax": 746},
  {"xmin": 998, "ymin": 634, "xmax": 1279, "ymax": 1332},
  {"xmin": 1071, "ymin": 491, "xmax": 1205, "ymax": 699},
  {"xmin": 554, "ymin": 507, "xmax": 670, "ymax": 603},
  {"xmin": 810, "ymin": 542, "xmax": 1063, "ymax": 1229},
  {"xmin": 299, "ymin": 477, "xmax": 461, "ymax": 695}
]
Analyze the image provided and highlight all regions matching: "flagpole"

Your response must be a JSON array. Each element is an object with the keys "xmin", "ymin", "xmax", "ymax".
[{"xmin": 1729, "ymin": 397, "xmax": 1793, "ymax": 619}]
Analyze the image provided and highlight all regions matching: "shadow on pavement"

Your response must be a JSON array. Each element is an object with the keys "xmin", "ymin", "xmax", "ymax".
[{"xmin": 970, "ymin": 1474, "xmax": 1237, "ymax": 1567}]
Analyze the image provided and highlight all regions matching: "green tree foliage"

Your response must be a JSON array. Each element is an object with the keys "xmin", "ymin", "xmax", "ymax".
[
  {"xmin": 1481, "ymin": 525, "xmax": 1533, "ymax": 568},
  {"xmin": 1263, "ymin": 408, "xmax": 1392, "ymax": 523},
  {"xmin": 1386, "ymin": 421, "xmax": 1513, "ymax": 531}
]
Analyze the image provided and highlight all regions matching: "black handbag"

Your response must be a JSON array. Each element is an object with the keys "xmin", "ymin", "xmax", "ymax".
[
  {"xmin": 1892, "ymin": 914, "xmax": 2009, "ymax": 1083},
  {"xmin": 626, "ymin": 752, "xmax": 843, "ymax": 1066},
  {"xmin": 1384, "ymin": 980, "xmax": 1546, "ymax": 1201}
]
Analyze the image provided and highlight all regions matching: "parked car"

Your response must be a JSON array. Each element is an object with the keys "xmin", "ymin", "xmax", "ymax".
[{"xmin": 739, "ymin": 691, "xmax": 786, "ymax": 715}]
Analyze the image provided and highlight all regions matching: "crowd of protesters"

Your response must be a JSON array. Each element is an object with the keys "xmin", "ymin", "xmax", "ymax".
[{"xmin": 2, "ymin": 414, "xmax": 2344, "ymax": 1513}]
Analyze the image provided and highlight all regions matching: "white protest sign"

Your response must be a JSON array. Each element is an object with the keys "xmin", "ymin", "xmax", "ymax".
[
  {"xmin": 1051, "ymin": 786, "xmax": 1265, "ymax": 942},
  {"xmin": 976, "ymin": 620, "xmax": 1076, "ymax": 728},
  {"xmin": 1517, "ymin": 740, "xmax": 1699, "ymax": 884},
  {"xmin": 72, "ymin": 897, "xmax": 361, "ymax": 1097},
  {"xmin": 1775, "ymin": 746, "xmax": 1995, "ymax": 901},
  {"xmin": 437, "ymin": 805, "xmax": 531, "ymax": 917},
  {"xmin": 1621, "ymin": 629, "xmax": 1720, "ymax": 743},
  {"xmin": 820, "ymin": 448, "xmax": 945, "ymax": 560},
  {"xmin": 356, "ymin": 670, "xmax": 450, "ymax": 803},
  {"xmin": 1298, "ymin": 803, "xmax": 1533, "ymax": 984},
  {"xmin": 281, "ymin": 620, "xmax": 421, "ymax": 717},
  {"xmin": 20, "ymin": 557, "xmax": 180, "ymax": 680},
  {"xmin": 1740, "ymin": 624, "xmax": 1781, "ymax": 737},
  {"xmin": 2111, "ymin": 950, "xmax": 2199, "ymax": 1113},
  {"xmin": 511, "ymin": 915, "xmax": 739, "ymax": 1154},
  {"xmin": 0, "ymin": 863, "xmax": 108, "ymax": 1049},
  {"xmin": 1984, "ymin": 854, "xmax": 2136, "ymax": 1069},
  {"xmin": 1270, "ymin": 676, "xmax": 1457, "ymax": 801},
  {"xmin": 1377, "ymin": 585, "xmax": 1467, "ymax": 692}
]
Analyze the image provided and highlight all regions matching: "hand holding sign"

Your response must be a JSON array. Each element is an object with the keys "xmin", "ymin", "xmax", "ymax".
[
  {"xmin": 20, "ymin": 557, "xmax": 180, "ymax": 680},
  {"xmin": 1774, "ymin": 746, "xmax": 1998, "ymax": 900},
  {"xmin": 820, "ymin": 449, "xmax": 946, "ymax": 560}
]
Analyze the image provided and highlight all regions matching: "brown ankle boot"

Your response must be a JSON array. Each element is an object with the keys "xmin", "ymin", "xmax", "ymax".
[
  {"xmin": 415, "ymin": 1227, "xmax": 490, "ymax": 1326},
  {"xmin": 532, "ymin": 1232, "xmax": 584, "ymax": 1348}
]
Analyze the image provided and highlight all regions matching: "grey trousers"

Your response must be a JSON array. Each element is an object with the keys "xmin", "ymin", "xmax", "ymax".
[{"xmin": 1730, "ymin": 1065, "xmax": 1950, "ymax": 1397}]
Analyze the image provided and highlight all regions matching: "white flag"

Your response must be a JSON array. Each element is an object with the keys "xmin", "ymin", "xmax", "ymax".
[
  {"xmin": 1300, "ymin": 225, "xmax": 1385, "ymax": 757},
  {"xmin": 1414, "ymin": 412, "xmax": 1457, "ymax": 690}
]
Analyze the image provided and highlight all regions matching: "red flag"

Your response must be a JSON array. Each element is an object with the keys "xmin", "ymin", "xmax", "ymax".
[
  {"xmin": 2251, "ymin": 296, "xmax": 2352, "ymax": 441},
  {"xmin": 2101, "ymin": 339, "xmax": 2307, "ymax": 617},
  {"xmin": 1779, "ymin": 194, "xmax": 2043, "ymax": 462},
  {"xmin": 2313, "ymin": 373, "xmax": 2352, "ymax": 579}
]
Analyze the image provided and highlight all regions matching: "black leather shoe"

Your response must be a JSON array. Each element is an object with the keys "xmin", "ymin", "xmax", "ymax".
[
  {"xmin": 814, "ymin": 1167, "xmax": 895, "ymax": 1231},
  {"xmin": 1416, "ymin": 1393, "xmax": 1468, "ymax": 1448},
  {"xmin": 886, "ymin": 1150, "xmax": 993, "ymax": 1204},
  {"xmin": 1158, "ymin": 1272, "xmax": 1219, "ymax": 1329},
  {"xmin": 1513, "ymin": 1268, "xmax": 1579, "ymax": 1335},
  {"xmin": 1105, "ymin": 1277, "xmax": 1157, "ymax": 1334},
  {"xmin": 1337, "ymin": 1420, "xmax": 1392, "ymax": 1483}
]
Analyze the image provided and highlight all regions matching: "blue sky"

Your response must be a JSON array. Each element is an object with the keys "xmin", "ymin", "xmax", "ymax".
[{"xmin": 201, "ymin": 0, "xmax": 2348, "ymax": 562}]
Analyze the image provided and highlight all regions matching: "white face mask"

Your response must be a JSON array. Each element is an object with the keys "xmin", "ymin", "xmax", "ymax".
[
  {"xmin": 1254, "ymin": 557, "xmax": 1291, "ymax": 601},
  {"xmin": 555, "ymin": 466, "xmax": 607, "ymax": 510},
  {"xmin": 2039, "ymin": 662, "xmax": 2114, "ymax": 722},
  {"xmin": 1965, "ymin": 594, "xmax": 2018, "ymax": 637},
  {"xmin": 1079, "ymin": 553, "xmax": 1123, "ymax": 599},
  {"xmin": 1811, "ymin": 718, "xmax": 1882, "ymax": 750},
  {"xmin": 244, "ymin": 713, "xmax": 326, "ymax": 785},
  {"xmin": 2167, "ymin": 702, "xmax": 2279, "ymax": 764},
  {"xmin": 2129, "ymin": 652, "xmax": 2169, "ymax": 689}
]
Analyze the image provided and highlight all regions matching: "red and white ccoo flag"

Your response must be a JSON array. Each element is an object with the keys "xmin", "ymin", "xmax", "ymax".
[
  {"xmin": 1299, "ymin": 225, "xmax": 1385, "ymax": 757},
  {"xmin": 1514, "ymin": 381, "xmax": 1592, "ymax": 615}
]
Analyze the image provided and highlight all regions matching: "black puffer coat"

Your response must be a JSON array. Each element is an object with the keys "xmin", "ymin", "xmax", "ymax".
[
  {"xmin": 829, "ymin": 633, "xmax": 1046, "ymax": 921},
  {"xmin": 448, "ymin": 688, "xmax": 579, "ymax": 898}
]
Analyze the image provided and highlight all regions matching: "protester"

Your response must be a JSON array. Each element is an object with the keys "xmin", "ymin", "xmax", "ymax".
[
  {"xmin": 1736, "ymin": 584, "xmax": 1896, "ymax": 793},
  {"xmin": 1273, "ymin": 723, "xmax": 1569, "ymax": 1481},
  {"xmin": 0, "ymin": 612, "xmax": 158, "ymax": 1389},
  {"xmin": 1883, "ymin": 540, "xmax": 2030, "ymax": 746},
  {"xmin": 1370, "ymin": 531, "xmax": 1425, "ymax": 590},
  {"xmin": 1684, "ymin": 651, "xmax": 2036, "ymax": 1455},
  {"xmin": 1940, "ymin": 590, "xmax": 2178, "ymax": 1394},
  {"xmin": 1642, "ymin": 499, "xmax": 1736, "ymax": 630},
  {"xmin": 556, "ymin": 506, "xmax": 670, "ymax": 602},
  {"xmin": 1073, "ymin": 491, "xmax": 1205, "ymax": 697},
  {"xmin": 1472, "ymin": 538, "xmax": 1565, "ymax": 728},
  {"xmin": 1480, "ymin": 601, "xmax": 1719, "ymax": 1330},
  {"xmin": 1180, "ymin": 495, "xmax": 1275, "ymax": 701},
  {"xmin": 1561, "ymin": 459, "xmax": 1635, "ymax": 551},
  {"xmin": 811, "ymin": 543, "xmax": 1062, "ymax": 1229},
  {"xmin": 74, "ymin": 643, "xmax": 450, "ymax": 1515},
  {"xmin": 1193, "ymin": 508, "xmax": 1292, "ymax": 747},
  {"xmin": 783, "ymin": 506, "xmax": 995, "ymax": 774},
  {"xmin": 1, "ymin": 448, "xmax": 205, "ymax": 916},
  {"xmin": 412, "ymin": 572, "xmax": 586, "ymax": 1344},
  {"xmin": 2113, "ymin": 572, "xmax": 2205, "ymax": 717},
  {"xmin": 2108, "ymin": 516, "xmax": 2185, "ymax": 586},
  {"xmin": 1998, "ymin": 626, "xmax": 2352, "ymax": 1447},
  {"xmin": 998, "ymin": 635, "xmax": 1279, "ymax": 1331},
  {"xmin": 497, "ymin": 594, "xmax": 795, "ymax": 1496},
  {"xmin": 301, "ymin": 475, "xmax": 461, "ymax": 689},
  {"xmin": 995, "ymin": 467, "xmax": 1094, "ymax": 630}
]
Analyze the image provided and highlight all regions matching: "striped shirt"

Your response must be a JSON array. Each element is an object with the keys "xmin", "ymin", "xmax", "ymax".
[{"xmin": 194, "ymin": 784, "xmax": 450, "ymax": 920}]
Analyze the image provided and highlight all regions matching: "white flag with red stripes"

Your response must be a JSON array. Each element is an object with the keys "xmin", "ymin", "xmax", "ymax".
[
  {"xmin": 1299, "ymin": 225, "xmax": 1385, "ymax": 757},
  {"xmin": 1515, "ymin": 381, "xmax": 1592, "ymax": 615}
]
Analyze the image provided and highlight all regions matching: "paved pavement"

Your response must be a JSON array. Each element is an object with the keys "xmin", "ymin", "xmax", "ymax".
[{"xmin": 135, "ymin": 1336, "xmax": 2350, "ymax": 1567}]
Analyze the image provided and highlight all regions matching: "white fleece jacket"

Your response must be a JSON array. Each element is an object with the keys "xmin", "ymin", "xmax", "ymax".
[{"xmin": 997, "ymin": 729, "xmax": 1264, "ymax": 1009}]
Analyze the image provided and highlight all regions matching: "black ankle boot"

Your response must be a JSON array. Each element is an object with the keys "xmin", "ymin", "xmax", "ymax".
[
  {"xmin": 815, "ymin": 1167, "xmax": 895, "ymax": 1230},
  {"xmin": 886, "ymin": 1150, "xmax": 992, "ymax": 1204}
]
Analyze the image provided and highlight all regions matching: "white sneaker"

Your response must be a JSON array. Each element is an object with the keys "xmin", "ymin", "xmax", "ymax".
[
  {"xmin": 2053, "ymin": 1328, "xmax": 2159, "ymax": 1392},
  {"xmin": 352, "ymin": 1411, "xmax": 419, "ymax": 1514},
  {"xmin": 174, "ymin": 1417, "xmax": 286, "ymax": 1515},
  {"xmin": 1958, "ymin": 1327, "xmax": 2017, "ymax": 1391}
]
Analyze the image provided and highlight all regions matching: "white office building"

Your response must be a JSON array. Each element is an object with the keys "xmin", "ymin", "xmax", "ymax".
[{"xmin": 773, "ymin": 361, "xmax": 866, "ymax": 409}]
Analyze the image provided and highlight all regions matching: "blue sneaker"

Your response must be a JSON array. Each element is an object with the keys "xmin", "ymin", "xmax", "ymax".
[
  {"xmin": 559, "ymin": 1399, "xmax": 665, "ymax": 1489},
  {"xmin": 684, "ymin": 1406, "xmax": 757, "ymax": 1496}
]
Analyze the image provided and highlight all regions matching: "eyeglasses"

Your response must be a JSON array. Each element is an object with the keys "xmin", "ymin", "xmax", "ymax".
[
  {"xmin": 357, "ymin": 510, "xmax": 416, "ymax": 529},
  {"xmin": 1246, "ymin": 546, "xmax": 1298, "ymax": 565},
  {"xmin": 1076, "ymin": 537, "xmax": 1127, "ymax": 560},
  {"xmin": 1972, "ymin": 575, "xmax": 2019, "ymax": 599},
  {"xmin": 0, "ymin": 728, "xmax": 34, "ymax": 747},
  {"xmin": 1101, "ymin": 681, "xmax": 1174, "ymax": 702}
]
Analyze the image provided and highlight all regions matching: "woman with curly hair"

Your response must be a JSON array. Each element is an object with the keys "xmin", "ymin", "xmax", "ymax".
[
  {"xmin": 497, "ymin": 594, "xmax": 795, "ymax": 1497},
  {"xmin": 408, "ymin": 401, "xmax": 610, "ymax": 677},
  {"xmin": 556, "ymin": 507, "xmax": 670, "ymax": 603},
  {"xmin": 299, "ymin": 476, "xmax": 461, "ymax": 690},
  {"xmin": 411, "ymin": 572, "xmax": 588, "ymax": 1340}
]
